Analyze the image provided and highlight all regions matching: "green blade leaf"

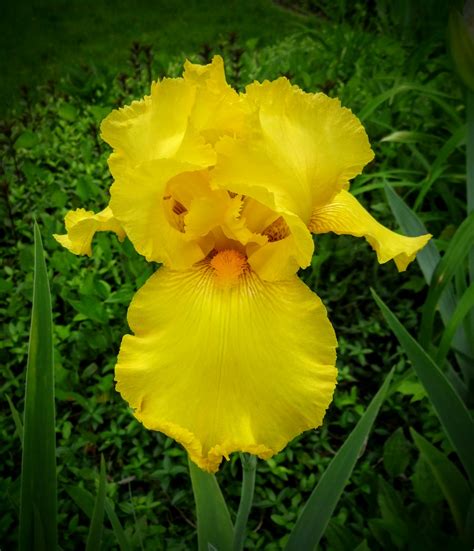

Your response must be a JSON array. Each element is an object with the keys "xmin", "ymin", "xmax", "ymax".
[
  {"xmin": 436, "ymin": 283, "xmax": 474, "ymax": 365},
  {"xmin": 414, "ymin": 125, "xmax": 467, "ymax": 211},
  {"xmin": 104, "ymin": 498, "xmax": 132, "ymax": 551},
  {"xmin": 372, "ymin": 290, "xmax": 474, "ymax": 485},
  {"xmin": 19, "ymin": 222, "xmax": 57, "ymax": 551},
  {"xmin": 383, "ymin": 427, "xmax": 411, "ymax": 478},
  {"xmin": 384, "ymin": 183, "xmax": 472, "ymax": 377},
  {"xmin": 86, "ymin": 455, "xmax": 107, "ymax": 551},
  {"xmin": 285, "ymin": 369, "xmax": 394, "ymax": 551},
  {"xmin": 410, "ymin": 428, "xmax": 470, "ymax": 537},
  {"xmin": 188, "ymin": 458, "xmax": 234, "ymax": 551},
  {"xmin": 67, "ymin": 486, "xmax": 131, "ymax": 551},
  {"xmin": 420, "ymin": 212, "xmax": 474, "ymax": 351},
  {"xmin": 384, "ymin": 183, "xmax": 450, "ymax": 301}
]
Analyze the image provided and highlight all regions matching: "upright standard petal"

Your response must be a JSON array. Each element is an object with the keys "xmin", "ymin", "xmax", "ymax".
[
  {"xmin": 53, "ymin": 206, "xmax": 125, "ymax": 256},
  {"xmin": 184, "ymin": 55, "xmax": 246, "ymax": 143},
  {"xmin": 100, "ymin": 77, "xmax": 215, "ymax": 177},
  {"xmin": 309, "ymin": 190, "xmax": 432, "ymax": 271},
  {"xmin": 214, "ymin": 78, "xmax": 374, "ymax": 224},
  {"xmin": 115, "ymin": 254, "xmax": 337, "ymax": 472},
  {"xmin": 213, "ymin": 137, "xmax": 315, "ymax": 276}
]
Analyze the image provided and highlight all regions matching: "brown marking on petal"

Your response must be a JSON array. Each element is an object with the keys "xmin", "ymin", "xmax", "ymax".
[
  {"xmin": 263, "ymin": 216, "xmax": 290, "ymax": 242},
  {"xmin": 172, "ymin": 200, "xmax": 187, "ymax": 215}
]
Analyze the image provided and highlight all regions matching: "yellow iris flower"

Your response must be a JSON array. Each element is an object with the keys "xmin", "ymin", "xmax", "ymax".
[{"xmin": 54, "ymin": 56, "xmax": 431, "ymax": 472}]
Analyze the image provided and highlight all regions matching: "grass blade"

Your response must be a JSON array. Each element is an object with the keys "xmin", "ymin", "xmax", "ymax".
[
  {"xmin": 380, "ymin": 130, "xmax": 441, "ymax": 144},
  {"xmin": 414, "ymin": 125, "xmax": 467, "ymax": 210},
  {"xmin": 6, "ymin": 394, "xmax": 23, "ymax": 446},
  {"xmin": 358, "ymin": 83, "xmax": 460, "ymax": 123},
  {"xmin": 420, "ymin": 212, "xmax": 474, "ymax": 351},
  {"xmin": 86, "ymin": 455, "xmax": 107, "ymax": 551},
  {"xmin": 104, "ymin": 498, "xmax": 132, "ymax": 551},
  {"xmin": 384, "ymin": 183, "xmax": 442, "ymax": 282},
  {"xmin": 372, "ymin": 290, "xmax": 474, "ymax": 485},
  {"xmin": 467, "ymin": 91, "xmax": 474, "ymax": 307},
  {"xmin": 384, "ymin": 183, "xmax": 441, "ymax": 281},
  {"xmin": 188, "ymin": 459, "xmax": 234, "ymax": 551},
  {"xmin": 410, "ymin": 429, "xmax": 470, "ymax": 537},
  {"xmin": 19, "ymin": 222, "xmax": 57, "ymax": 551},
  {"xmin": 67, "ymin": 486, "xmax": 95, "ymax": 517},
  {"xmin": 285, "ymin": 370, "xmax": 394, "ymax": 551},
  {"xmin": 68, "ymin": 485, "xmax": 132, "ymax": 551},
  {"xmin": 384, "ymin": 183, "xmax": 472, "ymax": 373}
]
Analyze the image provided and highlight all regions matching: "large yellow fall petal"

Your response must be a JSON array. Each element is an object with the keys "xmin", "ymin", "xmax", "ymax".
[
  {"xmin": 115, "ymin": 258, "xmax": 337, "ymax": 472},
  {"xmin": 309, "ymin": 190, "xmax": 432, "ymax": 271},
  {"xmin": 53, "ymin": 206, "xmax": 125, "ymax": 256}
]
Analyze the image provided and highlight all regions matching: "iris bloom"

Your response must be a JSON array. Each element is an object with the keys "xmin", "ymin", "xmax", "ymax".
[{"xmin": 55, "ymin": 56, "xmax": 430, "ymax": 472}]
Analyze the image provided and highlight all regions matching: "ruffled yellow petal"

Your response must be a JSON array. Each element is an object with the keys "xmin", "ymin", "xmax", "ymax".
[
  {"xmin": 110, "ymin": 161, "xmax": 208, "ymax": 267},
  {"xmin": 213, "ymin": 78, "xmax": 373, "ymax": 225},
  {"xmin": 100, "ymin": 78, "xmax": 215, "ymax": 176},
  {"xmin": 247, "ymin": 235, "xmax": 301, "ymax": 281},
  {"xmin": 100, "ymin": 95, "xmax": 154, "ymax": 166},
  {"xmin": 213, "ymin": 137, "xmax": 315, "ymax": 276},
  {"xmin": 115, "ymin": 259, "xmax": 337, "ymax": 472},
  {"xmin": 53, "ymin": 206, "xmax": 125, "ymax": 256},
  {"xmin": 184, "ymin": 191, "xmax": 268, "ymax": 255},
  {"xmin": 184, "ymin": 55, "xmax": 246, "ymax": 143},
  {"xmin": 309, "ymin": 190, "xmax": 432, "ymax": 271},
  {"xmin": 246, "ymin": 79, "xmax": 374, "ymax": 210}
]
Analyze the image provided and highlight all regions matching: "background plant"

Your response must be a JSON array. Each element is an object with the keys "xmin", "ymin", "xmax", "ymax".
[{"xmin": 1, "ymin": 1, "xmax": 472, "ymax": 549}]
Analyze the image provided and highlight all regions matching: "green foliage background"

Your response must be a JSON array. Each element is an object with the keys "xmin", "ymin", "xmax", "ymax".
[{"xmin": 1, "ymin": 0, "xmax": 469, "ymax": 549}]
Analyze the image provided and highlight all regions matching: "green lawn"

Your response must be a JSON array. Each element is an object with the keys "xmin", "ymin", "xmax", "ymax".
[{"xmin": 0, "ymin": 0, "xmax": 305, "ymax": 115}]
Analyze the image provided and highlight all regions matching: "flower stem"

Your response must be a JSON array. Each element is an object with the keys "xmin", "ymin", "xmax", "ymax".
[{"xmin": 233, "ymin": 454, "xmax": 257, "ymax": 551}]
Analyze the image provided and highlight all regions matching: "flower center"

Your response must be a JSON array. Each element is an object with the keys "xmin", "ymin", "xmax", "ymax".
[{"xmin": 210, "ymin": 249, "xmax": 248, "ymax": 285}]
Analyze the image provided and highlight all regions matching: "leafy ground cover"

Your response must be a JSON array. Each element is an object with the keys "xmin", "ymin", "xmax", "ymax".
[{"xmin": 1, "ymin": 1, "xmax": 469, "ymax": 549}]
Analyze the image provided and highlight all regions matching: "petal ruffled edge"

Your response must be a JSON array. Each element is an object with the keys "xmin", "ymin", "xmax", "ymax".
[
  {"xmin": 243, "ymin": 78, "xmax": 375, "ymax": 211},
  {"xmin": 309, "ymin": 190, "xmax": 431, "ymax": 271},
  {"xmin": 53, "ymin": 206, "xmax": 126, "ymax": 256},
  {"xmin": 115, "ymin": 263, "xmax": 337, "ymax": 472}
]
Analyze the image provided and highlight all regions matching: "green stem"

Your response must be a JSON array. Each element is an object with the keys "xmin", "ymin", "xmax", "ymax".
[{"xmin": 233, "ymin": 454, "xmax": 257, "ymax": 551}]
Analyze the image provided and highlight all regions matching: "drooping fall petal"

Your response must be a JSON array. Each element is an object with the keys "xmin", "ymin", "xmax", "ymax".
[
  {"xmin": 53, "ymin": 206, "xmax": 125, "ymax": 256},
  {"xmin": 309, "ymin": 190, "xmax": 432, "ymax": 271},
  {"xmin": 115, "ymin": 255, "xmax": 337, "ymax": 472}
]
